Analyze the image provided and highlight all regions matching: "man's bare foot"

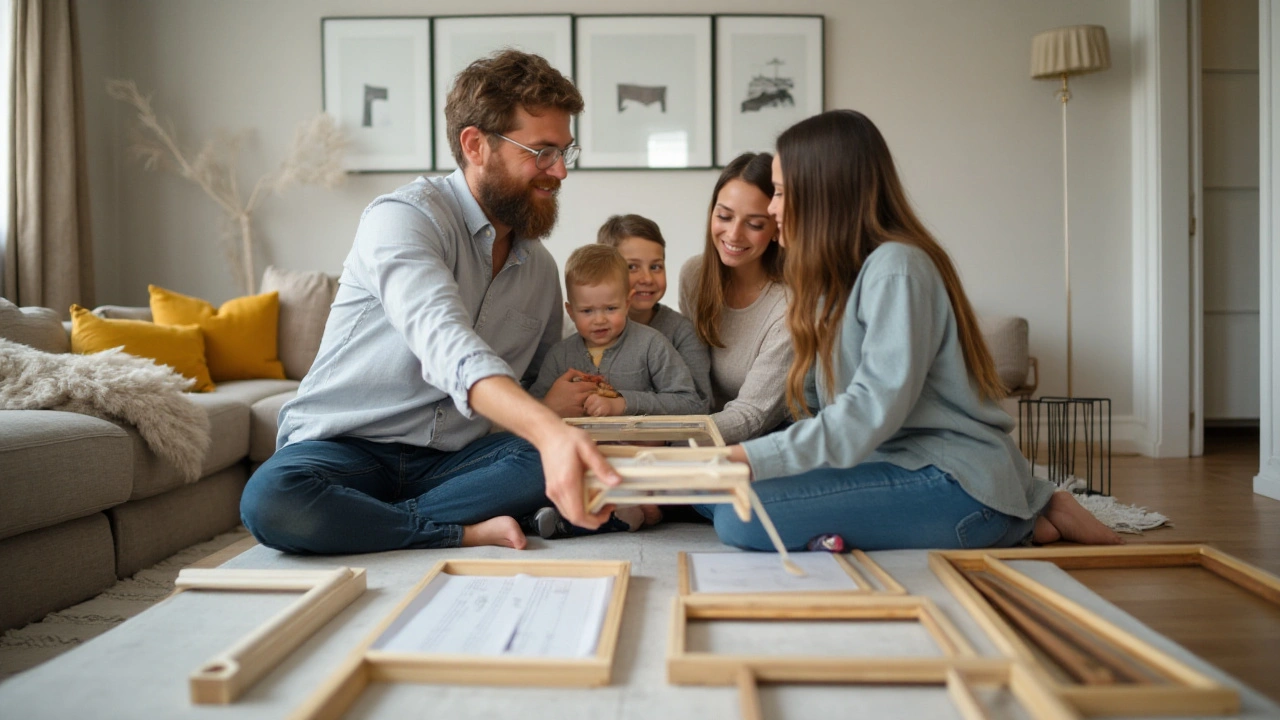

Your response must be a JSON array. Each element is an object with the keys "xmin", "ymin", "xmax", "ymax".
[
  {"xmin": 461, "ymin": 516, "xmax": 527, "ymax": 549},
  {"xmin": 639, "ymin": 504, "xmax": 664, "ymax": 527},
  {"xmin": 1032, "ymin": 492, "xmax": 1124, "ymax": 545}
]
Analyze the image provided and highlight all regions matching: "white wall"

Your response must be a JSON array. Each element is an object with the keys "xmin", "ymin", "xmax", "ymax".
[{"xmin": 79, "ymin": 0, "xmax": 1136, "ymax": 419}]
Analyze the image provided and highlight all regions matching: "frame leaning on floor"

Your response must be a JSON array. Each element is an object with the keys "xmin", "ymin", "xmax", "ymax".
[{"xmin": 929, "ymin": 544, "xmax": 1280, "ymax": 717}]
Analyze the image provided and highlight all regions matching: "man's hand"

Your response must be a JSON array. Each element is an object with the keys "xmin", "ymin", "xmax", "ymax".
[
  {"xmin": 584, "ymin": 394, "xmax": 625, "ymax": 417},
  {"xmin": 538, "ymin": 422, "xmax": 621, "ymax": 529},
  {"xmin": 542, "ymin": 368, "xmax": 597, "ymax": 417}
]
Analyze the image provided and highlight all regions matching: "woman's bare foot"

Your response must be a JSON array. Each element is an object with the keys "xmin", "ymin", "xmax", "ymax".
[
  {"xmin": 639, "ymin": 504, "xmax": 664, "ymax": 527},
  {"xmin": 461, "ymin": 516, "xmax": 527, "ymax": 549},
  {"xmin": 1032, "ymin": 491, "xmax": 1124, "ymax": 545}
]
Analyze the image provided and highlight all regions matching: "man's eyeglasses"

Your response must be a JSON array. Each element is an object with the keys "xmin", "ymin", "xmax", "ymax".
[{"xmin": 492, "ymin": 133, "xmax": 580, "ymax": 170}]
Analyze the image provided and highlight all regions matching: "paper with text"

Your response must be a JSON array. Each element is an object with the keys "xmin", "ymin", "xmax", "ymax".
[
  {"xmin": 374, "ymin": 574, "xmax": 614, "ymax": 658},
  {"xmin": 689, "ymin": 552, "xmax": 860, "ymax": 593}
]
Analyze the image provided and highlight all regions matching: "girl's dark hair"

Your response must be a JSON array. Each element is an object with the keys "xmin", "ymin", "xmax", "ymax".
[{"xmin": 692, "ymin": 152, "xmax": 782, "ymax": 348}]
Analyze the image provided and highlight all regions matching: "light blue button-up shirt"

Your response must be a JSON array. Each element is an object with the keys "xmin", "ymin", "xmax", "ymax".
[{"xmin": 277, "ymin": 171, "xmax": 563, "ymax": 452}]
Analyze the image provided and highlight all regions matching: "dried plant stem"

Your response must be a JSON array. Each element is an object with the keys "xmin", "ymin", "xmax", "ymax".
[{"xmin": 106, "ymin": 78, "xmax": 347, "ymax": 294}]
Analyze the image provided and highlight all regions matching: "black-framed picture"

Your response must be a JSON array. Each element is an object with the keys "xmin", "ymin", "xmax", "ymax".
[
  {"xmin": 574, "ymin": 15, "xmax": 713, "ymax": 169},
  {"xmin": 432, "ymin": 15, "xmax": 574, "ymax": 172},
  {"xmin": 322, "ymin": 17, "xmax": 432, "ymax": 172},
  {"xmin": 714, "ymin": 15, "xmax": 824, "ymax": 167}
]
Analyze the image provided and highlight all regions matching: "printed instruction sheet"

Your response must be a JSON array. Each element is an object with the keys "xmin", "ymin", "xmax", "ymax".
[
  {"xmin": 373, "ymin": 574, "xmax": 614, "ymax": 658},
  {"xmin": 689, "ymin": 552, "xmax": 861, "ymax": 593}
]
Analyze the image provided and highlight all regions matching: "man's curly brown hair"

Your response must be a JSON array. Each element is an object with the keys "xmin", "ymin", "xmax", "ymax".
[{"xmin": 445, "ymin": 49, "xmax": 583, "ymax": 169}]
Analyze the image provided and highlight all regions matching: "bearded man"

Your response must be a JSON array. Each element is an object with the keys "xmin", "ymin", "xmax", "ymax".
[{"xmin": 240, "ymin": 51, "xmax": 620, "ymax": 554}]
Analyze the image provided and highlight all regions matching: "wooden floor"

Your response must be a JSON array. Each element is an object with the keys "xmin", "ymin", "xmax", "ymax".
[{"xmin": 1063, "ymin": 428, "xmax": 1280, "ymax": 704}]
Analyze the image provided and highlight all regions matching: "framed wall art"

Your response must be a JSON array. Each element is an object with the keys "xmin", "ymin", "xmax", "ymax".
[
  {"xmin": 575, "ymin": 15, "xmax": 713, "ymax": 169},
  {"xmin": 714, "ymin": 15, "xmax": 824, "ymax": 167},
  {"xmin": 432, "ymin": 15, "xmax": 574, "ymax": 171},
  {"xmin": 322, "ymin": 17, "xmax": 432, "ymax": 172}
]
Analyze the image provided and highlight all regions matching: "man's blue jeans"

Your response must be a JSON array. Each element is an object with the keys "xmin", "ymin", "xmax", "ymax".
[
  {"xmin": 240, "ymin": 433, "xmax": 546, "ymax": 554},
  {"xmin": 697, "ymin": 462, "xmax": 1037, "ymax": 551}
]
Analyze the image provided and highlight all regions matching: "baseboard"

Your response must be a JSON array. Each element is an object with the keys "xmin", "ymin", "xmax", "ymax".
[
  {"xmin": 1008, "ymin": 413, "xmax": 1147, "ymax": 456},
  {"xmin": 1255, "ymin": 457, "xmax": 1280, "ymax": 501}
]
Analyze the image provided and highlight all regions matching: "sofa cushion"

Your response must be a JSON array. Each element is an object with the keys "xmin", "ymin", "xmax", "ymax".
[
  {"xmin": 261, "ymin": 266, "xmax": 338, "ymax": 380},
  {"xmin": 211, "ymin": 378, "xmax": 300, "ymax": 407},
  {"xmin": 92, "ymin": 305, "xmax": 152, "ymax": 322},
  {"xmin": 0, "ymin": 411, "xmax": 133, "ymax": 541},
  {"xmin": 249, "ymin": 390, "xmax": 295, "ymax": 463},
  {"xmin": 0, "ymin": 298, "xmax": 69, "ymax": 354},
  {"xmin": 979, "ymin": 315, "xmax": 1030, "ymax": 393},
  {"xmin": 0, "ymin": 513, "xmax": 117, "ymax": 631},
  {"xmin": 70, "ymin": 305, "xmax": 215, "ymax": 392},
  {"xmin": 108, "ymin": 464, "xmax": 247, "ymax": 578},
  {"xmin": 127, "ymin": 392, "xmax": 249, "ymax": 500},
  {"xmin": 149, "ymin": 285, "xmax": 286, "ymax": 382}
]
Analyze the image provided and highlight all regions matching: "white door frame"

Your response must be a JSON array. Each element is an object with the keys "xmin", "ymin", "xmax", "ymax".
[
  {"xmin": 1189, "ymin": 0, "xmax": 1206, "ymax": 458},
  {"xmin": 1257, "ymin": 0, "xmax": 1280, "ymax": 501},
  {"xmin": 1131, "ymin": 0, "xmax": 1192, "ymax": 459}
]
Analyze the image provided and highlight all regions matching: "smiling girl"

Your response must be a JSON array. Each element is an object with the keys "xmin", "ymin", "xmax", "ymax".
[{"xmin": 678, "ymin": 152, "xmax": 793, "ymax": 445}]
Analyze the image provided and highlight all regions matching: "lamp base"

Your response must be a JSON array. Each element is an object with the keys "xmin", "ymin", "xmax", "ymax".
[{"xmin": 1018, "ymin": 396, "xmax": 1111, "ymax": 495}]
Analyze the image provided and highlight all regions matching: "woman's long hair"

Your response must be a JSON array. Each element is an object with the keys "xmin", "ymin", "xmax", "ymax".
[
  {"xmin": 693, "ymin": 152, "xmax": 784, "ymax": 348},
  {"xmin": 777, "ymin": 110, "xmax": 1004, "ymax": 417}
]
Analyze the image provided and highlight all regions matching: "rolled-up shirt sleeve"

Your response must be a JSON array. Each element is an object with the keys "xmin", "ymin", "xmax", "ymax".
[
  {"xmin": 742, "ymin": 272, "xmax": 942, "ymax": 480},
  {"xmin": 348, "ymin": 202, "xmax": 515, "ymax": 418}
]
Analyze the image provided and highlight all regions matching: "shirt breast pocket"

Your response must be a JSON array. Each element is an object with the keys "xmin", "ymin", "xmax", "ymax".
[
  {"xmin": 604, "ymin": 366, "xmax": 648, "ymax": 392},
  {"xmin": 482, "ymin": 307, "xmax": 544, "ymax": 368}
]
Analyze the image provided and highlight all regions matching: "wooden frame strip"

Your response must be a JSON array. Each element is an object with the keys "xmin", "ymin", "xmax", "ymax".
[
  {"xmin": 566, "ymin": 414, "xmax": 726, "ymax": 447},
  {"xmin": 930, "ymin": 547, "xmax": 1244, "ymax": 717},
  {"xmin": 290, "ymin": 559, "xmax": 629, "ymax": 720},
  {"xmin": 667, "ymin": 594, "xmax": 978, "ymax": 686},
  {"xmin": 734, "ymin": 662, "xmax": 1081, "ymax": 720},
  {"xmin": 175, "ymin": 566, "xmax": 367, "ymax": 705}
]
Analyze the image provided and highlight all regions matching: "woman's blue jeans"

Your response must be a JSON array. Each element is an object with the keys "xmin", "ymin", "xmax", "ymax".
[
  {"xmin": 240, "ymin": 433, "xmax": 546, "ymax": 554},
  {"xmin": 696, "ymin": 462, "xmax": 1036, "ymax": 551}
]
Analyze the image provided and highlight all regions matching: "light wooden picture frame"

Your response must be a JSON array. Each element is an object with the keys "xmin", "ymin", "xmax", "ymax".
[
  {"xmin": 677, "ymin": 550, "xmax": 907, "ymax": 598},
  {"xmin": 584, "ymin": 446, "xmax": 747, "ymax": 516},
  {"xmin": 735, "ymin": 663, "xmax": 1080, "ymax": 720},
  {"xmin": 291, "ymin": 559, "xmax": 630, "ymax": 720},
  {"xmin": 566, "ymin": 414, "xmax": 726, "ymax": 447},
  {"xmin": 176, "ymin": 566, "xmax": 368, "ymax": 705},
  {"xmin": 667, "ymin": 594, "xmax": 982, "ymax": 686},
  {"xmin": 928, "ymin": 545, "xmax": 1268, "ymax": 717}
]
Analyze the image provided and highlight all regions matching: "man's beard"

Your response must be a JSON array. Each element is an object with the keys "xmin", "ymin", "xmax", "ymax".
[{"xmin": 477, "ymin": 157, "xmax": 560, "ymax": 239}]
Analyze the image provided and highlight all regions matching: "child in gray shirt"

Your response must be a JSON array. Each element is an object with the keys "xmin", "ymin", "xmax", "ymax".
[{"xmin": 529, "ymin": 244, "xmax": 706, "ymax": 416}]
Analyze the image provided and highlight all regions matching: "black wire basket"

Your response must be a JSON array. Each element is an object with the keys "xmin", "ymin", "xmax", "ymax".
[{"xmin": 1017, "ymin": 396, "xmax": 1111, "ymax": 496}]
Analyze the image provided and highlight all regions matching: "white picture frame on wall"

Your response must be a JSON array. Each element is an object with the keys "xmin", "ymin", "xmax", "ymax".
[
  {"xmin": 715, "ymin": 15, "xmax": 824, "ymax": 167},
  {"xmin": 432, "ymin": 15, "xmax": 574, "ymax": 171},
  {"xmin": 575, "ymin": 15, "xmax": 713, "ymax": 169},
  {"xmin": 322, "ymin": 17, "xmax": 432, "ymax": 172}
]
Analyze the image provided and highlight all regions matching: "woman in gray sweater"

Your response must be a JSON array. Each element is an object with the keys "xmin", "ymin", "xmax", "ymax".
[
  {"xmin": 715, "ymin": 110, "xmax": 1120, "ymax": 550},
  {"xmin": 679, "ymin": 152, "xmax": 794, "ymax": 445}
]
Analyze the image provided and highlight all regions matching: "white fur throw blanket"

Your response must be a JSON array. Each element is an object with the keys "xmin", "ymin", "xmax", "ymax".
[{"xmin": 0, "ymin": 338, "xmax": 211, "ymax": 481}]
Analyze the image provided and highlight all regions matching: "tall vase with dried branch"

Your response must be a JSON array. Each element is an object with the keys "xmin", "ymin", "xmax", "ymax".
[{"xmin": 106, "ymin": 79, "xmax": 348, "ymax": 295}]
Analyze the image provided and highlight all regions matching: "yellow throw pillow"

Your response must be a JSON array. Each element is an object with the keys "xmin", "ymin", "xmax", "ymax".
[
  {"xmin": 69, "ymin": 305, "xmax": 215, "ymax": 392},
  {"xmin": 148, "ymin": 285, "xmax": 286, "ymax": 382}
]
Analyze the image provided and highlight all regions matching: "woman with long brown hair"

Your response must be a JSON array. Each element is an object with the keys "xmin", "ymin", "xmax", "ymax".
[
  {"xmin": 714, "ymin": 110, "xmax": 1120, "ymax": 550},
  {"xmin": 678, "ymin": 152, "xmax": 793, "ymax": 445}
]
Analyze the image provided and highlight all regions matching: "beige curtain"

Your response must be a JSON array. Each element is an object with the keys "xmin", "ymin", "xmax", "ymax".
[{"xmin": 4, "ymin": 0, "xmax": 92, "ymax": 315}]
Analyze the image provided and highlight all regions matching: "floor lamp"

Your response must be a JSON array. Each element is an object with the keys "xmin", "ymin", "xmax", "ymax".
[
  {"xmin": 1020, "ymin": 25, "xmax": 1113, "ymax": 495},
  {"xmin": 1031, "ymin": 24, "xmax": 1111, "ymax": 398}
]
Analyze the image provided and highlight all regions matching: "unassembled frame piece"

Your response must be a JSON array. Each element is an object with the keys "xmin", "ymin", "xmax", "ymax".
[
  {"xmin": 289, "ymin": 559, "xmax": 630, "ymax": 720},
  {"xmin": 584, "ymin": 445, "xmax": 802, "ymax": 574},
  {"xmin": 929, "ymin": 544, "xmax": 1280, "ymax": 717},
  {"xmin": 175, "ymin": 566, "xmax": 368, "ymax": 704},
  {"xmin": 735, "ymin": 663, "xmax": 1080, "ymax": 720},
  {"xmin": 566, "ymin": 414, "xmax": 726, "ymax": 447},
  {"xmin": 676, "ymin": 550, "xmax": 907, "ymax": 598},
  {"xmin": 667, "ymin": 593, "xmax": 988, "ymax": 686}
]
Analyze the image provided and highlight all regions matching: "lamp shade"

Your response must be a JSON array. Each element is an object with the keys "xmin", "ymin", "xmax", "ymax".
[{"xmin": 1031, "ymin": 25, "xmax": 1111, "ymax": 79}]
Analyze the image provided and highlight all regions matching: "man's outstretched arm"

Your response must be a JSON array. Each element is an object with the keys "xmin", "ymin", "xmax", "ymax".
[{"xmin": 469, "ymin": 375, "xmax": 620, "ymax": 529}]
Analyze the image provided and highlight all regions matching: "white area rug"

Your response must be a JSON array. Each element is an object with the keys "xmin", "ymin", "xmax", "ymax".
[
  {"xmin": 0, "ymin": 527, "xmax": 250, "ymax": 680},
  {"xmin": 1032, "ymin": 464, "xmax": 1171, "ymax": 534}
]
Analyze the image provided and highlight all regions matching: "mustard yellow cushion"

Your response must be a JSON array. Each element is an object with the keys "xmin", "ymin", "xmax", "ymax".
[
  {"xmin": 149, "ymin": 285, "xmax": 285, "ymax": 382},
  {"xmin": 69, "ymin": 305, "xmax": 215, "ymax": 392}
]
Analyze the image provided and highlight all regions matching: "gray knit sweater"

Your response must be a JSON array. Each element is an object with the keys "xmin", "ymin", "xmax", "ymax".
[
  {"xmin": 679, "ymin": 257, "xmax": 793, "ymax": 444},
  {"xmin": 646, "ymin": 303, "xmax": 713, "ymax": 409}
]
